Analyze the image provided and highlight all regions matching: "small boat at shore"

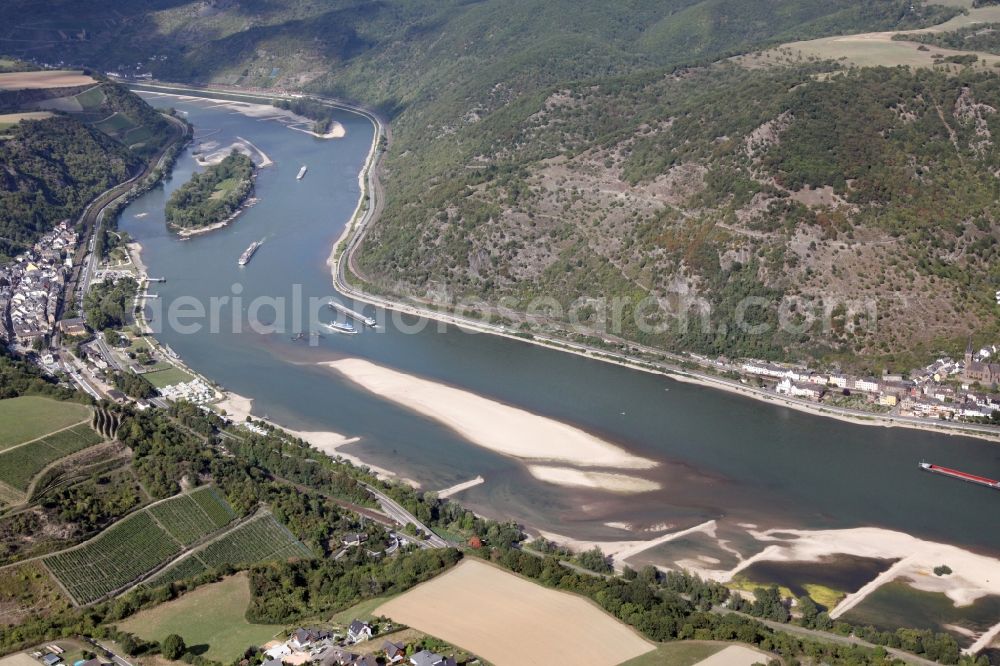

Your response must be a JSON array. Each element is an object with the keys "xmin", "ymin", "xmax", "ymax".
[
  {"xmin": 297, "ymin": 165, "xmax": 307, "ymax": 180},
  {"xmin": 919, "ymin": 462, "xmax": 1000, "ymax": 490},
  {"xmin": 324, "ymin": 321, "xmax": 357, "ymax": 335}
]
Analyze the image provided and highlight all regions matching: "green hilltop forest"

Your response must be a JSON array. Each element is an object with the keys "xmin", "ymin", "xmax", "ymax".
[
  {"xmin": 1, "ymin": 0, "xmax": 998, "ymax": 366},
  {"xmin": 0, "ymin": 75, "xmax": 175, "ymax": 260},
  {"xmin": 164, "ymin": 151, "xmax": 254, "ymax": 230}
]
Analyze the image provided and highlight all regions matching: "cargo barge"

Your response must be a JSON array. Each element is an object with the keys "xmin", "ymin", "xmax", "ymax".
[
  {"xmin": 327, "ymin": 300, "xmax": 376, "ymax": 327},
  {"xmin": 919, "ymin": 462, "xmax": 1000, "ymax": 490},
  {"xmin": 238, "ymin": 239, "xmax": 263, "ymax": 266}
]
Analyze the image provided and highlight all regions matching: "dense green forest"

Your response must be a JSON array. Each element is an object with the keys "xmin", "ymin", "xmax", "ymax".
[
  {"xmin": 164, "ymin": 151, "xmax": 254, "ymax": 230},
  {"xmin": 0, "ymin": 117, "xmax": 135, "ymax": 261},
  {"xmin": 898, "ymin": 23, "xmax": 1000, "ymax": 54},
  {"xmin": 0, "ymin": 78, "xmax": 175, "ymax": 261},
  {"xmin": 357, "ymin": 63, "xmax": 1000, "ymax": 368},
  {"xmin": 83, "ymin": 277, "xmax": 137, "ymax": 332}
]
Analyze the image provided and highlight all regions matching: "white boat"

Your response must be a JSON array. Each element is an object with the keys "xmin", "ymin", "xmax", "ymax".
[
  {"xmin": 324, "ymin": 321, "xmax": 357, "ymax": 335},
  {"xmin": 238, "ymin": 239, "xmax": 263, "ymax": 265},
  {"xmin": 297, "ymin": 165, "xmax": 307, "ymax": 180}
]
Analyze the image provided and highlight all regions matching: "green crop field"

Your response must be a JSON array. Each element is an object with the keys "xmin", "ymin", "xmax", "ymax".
[
  {"xmin": 0, "ymin": 396, "xmax": 91, "ymax": 450},
  {"xmin": 92, "ymin": 111, "xmax": 139, "ymax": 140},
  {"xmin": 43, "ymin": 487, "xmax": 240, "ymax": 604},
  {"xmin": 142, "ymin": 556, "xmax": 207, "ymax": 588},
  {"xmin": 148, "ymin": 486, "xmax": 235, "ymax": 545},
  {"xmin": 0, "ymin": 423, "xmax": 103, "ymax": 491},
  {"xmin": 146, "ymin": 513, "xmax": 312, "ymax": 589},
  {"xmin": 118, "ymin": 573, "xmax": 283, "ymax": 662},
  {"xmin": 141, "ymin": 366, "xmax": 193, "ymax": 388},
  {"xmin": 196, "ymin": 514, "xmax": 312, "ymax": 570},
  {"xmin": 45, "ymin": 511, "xmax": 180, "ymax": 604},
  {"xmin": 74, "ymin": 84, "xmax": 106, "ymax": 111},
  {"xmin": 189, "ymin": 485, "xmax": 236, "ymax": 525}
]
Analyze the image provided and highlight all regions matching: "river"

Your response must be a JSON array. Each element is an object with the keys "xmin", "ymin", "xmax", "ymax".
[{"xmin": 119, "ymin": 90, "xmax": 1000, "ymax": 568}]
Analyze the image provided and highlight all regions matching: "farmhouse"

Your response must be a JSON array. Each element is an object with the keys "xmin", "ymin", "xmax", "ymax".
[
  {"xmin": 341, "ymin": 533, "xmax": 368, "ymax": 547},
  {"xmin": 347, "ymin": 620, "xmax": 373, "ymax": 644},
  {"xmin": 383, "ymin": 642, "xmax": 406, "ymax": 663},
  {"xmin": 409, "ymin": 652, "xmax": 456, "ymax": 666}
]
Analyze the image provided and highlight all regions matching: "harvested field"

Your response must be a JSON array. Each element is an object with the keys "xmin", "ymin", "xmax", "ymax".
[
  {"xmin": 0, "ymin": 70, "xmax": 95, "ymax": 90},
  {"xmin": 689, "ymin": 645, "xmax": 769, "ymax": 666},
  {"xmin": 0, "ymin": 111, "xmax": 53, "ymax": 128},
  {"xmin": 376, "ymin": 559, "xmax": 654, "ymax": 666},
  {"xmin": 0, "ymin": 655, "xmax": 40, "ymax": 666}
]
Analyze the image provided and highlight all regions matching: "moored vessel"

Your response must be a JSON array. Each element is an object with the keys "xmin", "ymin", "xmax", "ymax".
[
  {"xmin": 324, "ymin": 321, "xmax": 357, "ymax": 335},
  {"xmin": 327, "ymin": 300, "xmax": 377, "ymax": 327},
  {"xmin": 919, "ymin": 462, "xmax": 1000, "ymax": 489}
]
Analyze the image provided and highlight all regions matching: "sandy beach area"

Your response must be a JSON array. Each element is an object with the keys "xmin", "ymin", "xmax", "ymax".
[
  {"xmin": 324, "ymin": 357, "xmax": 657, "ymax": 471},
  {"xmin": 527, "ymin": 465, "xmax": 661, "ymax": 493},
  {"xmin": 213, "ymin": 390, "xmax": 413, "ymax": 485},
  {"xmin": 730, "ymin": 527, "xmax": 1000, "ymax": 609},
  {"xmin": 540, "ymin": 519, "xmax": 717, "ymax": 562}
]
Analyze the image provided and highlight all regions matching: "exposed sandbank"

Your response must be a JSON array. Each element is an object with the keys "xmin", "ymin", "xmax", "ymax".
[
  {"xmin": 527, "ymin": 465, "xmax": 661, "ymax": 493},
  {"xmin": 324, "ymin": 357, "xmax": 656, "ymax": 471},
  {"xmin": 540, "ymin": 520, "xmax": 718, "ymax": 563},
  {"xmin": 213, "ymin": 390, "xmax": 414, "ymax": 486},
  {"xmin": 436, "ymin": 475, "xmax": 485, "ymax": 498}
]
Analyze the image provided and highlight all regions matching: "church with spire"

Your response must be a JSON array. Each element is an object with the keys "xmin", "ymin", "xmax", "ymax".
[{"xmin": 964, "ymin": 338, "xmax": 1000, "ymax": 385}]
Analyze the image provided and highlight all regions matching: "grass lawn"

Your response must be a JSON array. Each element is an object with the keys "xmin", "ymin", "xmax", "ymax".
[
  {"xmin": 117, "ymin": 573, "xmax": 283, "ymax": 662},
  {"xmin": 619, "ymin": 642, "xmax": 724, "ymax": 666},
  {"xmin": 0, "ymin": 396, "xmax": 90, "ymax": 450},
  {"xmin": 74, "ymin": 84, "xmax": 106, "ymax": 111},
  {"xmin": 209, "ymin": 177, "xmax": 238, "ymax": 200},
  {"xmin": 142, "ymin": 367, "xmax": 194, "ymax": 388},
  {"xmin": 329, "ymin": 594, "xmax": 401, "ymax": 626}
]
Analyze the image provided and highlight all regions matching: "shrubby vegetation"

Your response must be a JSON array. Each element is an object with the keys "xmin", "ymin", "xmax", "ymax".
[
  {"xmin": 165, "ymin": 151, "xmax": 254, "ymax": 230},
  {"xmin": 899, "ymin": 23, "xmax": 1000, "ymax": 54}
]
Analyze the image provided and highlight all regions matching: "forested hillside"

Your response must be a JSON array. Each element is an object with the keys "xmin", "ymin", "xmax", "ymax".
[
  {"xmin": 0, "ymin": 0, "xmax": 988, "ymax": 365},
  {"xmin": 0, "ymin": 79, "xmax": 175, "ymax": 260},
  {"xmin": 0, "ymin": 116, "xmax": 135, "ymax": 260},
  {"xmin": 360, "ymin": 64, "xmax": 1000, "ymax": 368}
]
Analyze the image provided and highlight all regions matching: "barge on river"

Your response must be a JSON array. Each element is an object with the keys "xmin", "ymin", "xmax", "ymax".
[
  {"xmin": 327, "ymin": 300, "xmax": 376, "ymax": 328},
  {"xmin": 919, "ymin": 462, "xmax": 1000, "ymax": 490}
]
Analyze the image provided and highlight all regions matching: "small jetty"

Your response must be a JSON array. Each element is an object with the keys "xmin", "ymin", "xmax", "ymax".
[
  {"xmin": 327, "ymin": 300, "xmax": 376, "ymax": 328},
  {"xmin": 147, "ymin": 277, "xmax": 166, "ymax": 282},
  {"xmin": 920, "ymin": 462, "xmax": 1000, "ymax": 490}
]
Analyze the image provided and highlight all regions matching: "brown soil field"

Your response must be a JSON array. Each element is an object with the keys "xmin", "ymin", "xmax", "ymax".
[
  {"xmin": 0, "ymin": 70, "xmax": 95, "ymax": 90},
  {"xmin": 376, "ymin": 559, "xmax": 654, "ymax": 666},
  {"xmin": 0, "ymin": 111, "xmax": 53, "ymax": 125}
]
